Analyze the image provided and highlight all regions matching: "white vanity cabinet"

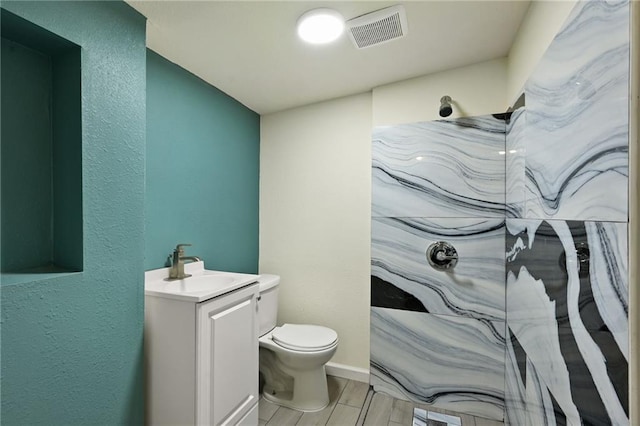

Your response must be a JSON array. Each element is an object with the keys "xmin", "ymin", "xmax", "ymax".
[{"xmin": 145, "ymin": 282, "xmax": 259, "ymax": 426}]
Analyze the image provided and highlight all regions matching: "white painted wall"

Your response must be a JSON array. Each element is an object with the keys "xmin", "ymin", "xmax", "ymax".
[
  {"xmin": 507, "ymin": 0, "xmax": 578, "ymax": 103},
  {"xmin": 260, "ymin": 59, "xmax": 510, "ymax": 370},
  {"xmin": 259, "ymin": 0, "xmax": 627, "ymax": 378},
  {"xmin": 259, "ymin": 93, "xmax": 372, "ymax": 369},
  {"xmin": 373, "ymin": 58, "xmax": 508, "ymax": 126}
]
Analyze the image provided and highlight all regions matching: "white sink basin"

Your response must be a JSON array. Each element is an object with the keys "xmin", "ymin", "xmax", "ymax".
[{"xmin": 144, "ymin": 261, "xmax": 259, "ymax": 302}]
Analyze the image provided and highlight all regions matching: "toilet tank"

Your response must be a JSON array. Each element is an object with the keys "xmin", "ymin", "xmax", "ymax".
[{"xmin": 257, "ymin": 274, "xmax": 280, "ymax": 336}]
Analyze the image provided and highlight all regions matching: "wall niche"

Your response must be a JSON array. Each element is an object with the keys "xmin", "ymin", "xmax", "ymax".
[{"xmin": 1, "ymin": 9, "xmax": 82, "ymax": 281}]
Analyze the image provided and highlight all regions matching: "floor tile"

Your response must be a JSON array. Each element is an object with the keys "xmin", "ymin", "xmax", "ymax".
[
  {"xmin": 363, "ymin": 392, "xmax": 394, "ymax": 425},
  {"xmin": 266, "ymin": 406, "xmax": 303, "ymax": 426},
  {"xmin": 259, "ymin": 397, "xmax": 280, "ymax": 422},
  {"xmin": 261, "ymin": 376, "xmax": 502, "ymax": 426},
  {"xmin": 339, "ymin": 379, "xmax": 370, "ymax": 408},
  {"xmin": 356, "ymin": 387, "xmax": 375, "ymax": 426},
  {"xmin": 327, "ymin": 404, "xmax": 361, "ymax": 426}
]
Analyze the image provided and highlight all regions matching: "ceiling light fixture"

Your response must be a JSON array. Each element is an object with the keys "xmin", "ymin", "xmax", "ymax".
[{"xmin": 297, "ymin": 8, "xmax": 345, "ymax": 44}]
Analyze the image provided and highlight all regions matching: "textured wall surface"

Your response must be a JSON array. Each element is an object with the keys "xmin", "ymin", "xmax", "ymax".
[
  {"xmin": 1, "ymin": 36, "xmax": 54, "ymax": 271},
  {"xmin": 146, "ymin": 50, "xmax": 259, "ymax": 273},
  {"xmin": 0, "ymin": 1, "xmax": 146, "ymax": 424},
  {"xmin": 259, "ymin": 94, "xmax": 372, "ymax": 369},
  {"xmin": 1, "ymin": 14, "xmax": 83, "ymax": 274}
]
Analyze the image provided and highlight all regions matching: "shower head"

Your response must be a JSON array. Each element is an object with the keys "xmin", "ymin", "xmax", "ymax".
[{"xmin": 439, "ymin": 96, "xmax": 453, "ymax": 117}]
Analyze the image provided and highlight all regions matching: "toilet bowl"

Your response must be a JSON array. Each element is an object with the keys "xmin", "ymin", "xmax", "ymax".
[{"xmin": 257, "ymin": 275, "xmax": 339, "ymax": 412}]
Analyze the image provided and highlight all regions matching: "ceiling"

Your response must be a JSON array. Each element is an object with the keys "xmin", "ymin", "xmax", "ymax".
[{"xmin": 127, "ymin": 1, "xmax": 531, "ymax": 115}]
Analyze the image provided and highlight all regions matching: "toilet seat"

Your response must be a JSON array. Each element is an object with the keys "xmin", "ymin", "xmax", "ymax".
[{"xmin": 272, "ymin": 324, "xmax": 338, "ymax": 352}]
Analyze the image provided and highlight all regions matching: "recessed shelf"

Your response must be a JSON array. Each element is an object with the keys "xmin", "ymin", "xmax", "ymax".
[
  {"xmin": 1, "ymin": 9, "xmax": 83, "ymax": 279},
  {"xmin": 1, "ymin": 267, "xmax": 82, "ymax": 286}
]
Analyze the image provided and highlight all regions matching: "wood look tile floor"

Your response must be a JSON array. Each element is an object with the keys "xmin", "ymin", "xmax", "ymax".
[{"xmin": 258, "ymin": 376, "xmax": 504, "ymax": 426}]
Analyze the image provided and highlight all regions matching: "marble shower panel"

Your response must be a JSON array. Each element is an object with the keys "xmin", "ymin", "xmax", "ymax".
[
  {"xmin": 370, "ymin": 307, "xmax": 505, "ymax": 421},
  {"xmin": 505, "ymin": 107, "xmax": 525, "ymax": 219},
  {"xmin": 371, "ymin": 217, "xmax": 505, "ymax": 321},
  {"xmin": 372, "ymin": 115, "xmax": 506, "ymax": 218},
  {"xmin": 371, "ymin": 2, "xmax": 630, "ymax": 423},
  {"xmin": 523, "ymin": 0, "xmax": 629, "ymax": 221},
  {"xmin": 505, "ymin": 219, "xmax": 628, "ymax": 425},
  {"xmin": 506, "ymin": 325, "xmax": 629, "ymax": 426},
  {"xmin": 371, "ymin": 115, "xmax": 509, "ymax": 320},
  {"xmin": 371, "ymin": 114, "xmax": 509, "ymax": 422},
  {"xmin": 502, "ymin": 1, "xmax": 631, "ymax": 423}
]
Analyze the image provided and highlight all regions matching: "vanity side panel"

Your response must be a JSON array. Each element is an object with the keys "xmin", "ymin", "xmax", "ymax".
[{"xmin": 145, "ymin": 296, "xmax": 197, "ymax": 425}]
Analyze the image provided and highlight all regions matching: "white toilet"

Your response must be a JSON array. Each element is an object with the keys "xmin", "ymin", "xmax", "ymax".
[{"xmin": 257, "ymin": 274, "xmax": 339, "ymax": 412}]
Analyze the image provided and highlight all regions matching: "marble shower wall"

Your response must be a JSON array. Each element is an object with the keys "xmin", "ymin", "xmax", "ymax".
[
  {"xmin": 505, "ymin": 220, "xmax": 628, "ymax": 425},
  {"xmin": 371, "ymin": 217, "xmax": 505, "ymax": 320},
  {"xmin": 371, "ymin": 1, "xmax": 630, "ymax": 424},
  {"xmin": 370, "ymin": 307, "xmax": 506, "ymax": 421},
  {"xmin": 371, "ymin": 115, "xmax": 508, "ymax": 421},
  {"xmin": 507, "ymin": 0, "xmax": 630, "ymax": 222},
  {"xmin": 504, "ymin": 1, "xmax": 630, "ymax": 425},
  {"xmin": 505, "ymin": 107, "xmax": 525, "ymax": 219},
  {"xmin": 372, "ymin": 116, "xmax": 506, "ymax": 219}
]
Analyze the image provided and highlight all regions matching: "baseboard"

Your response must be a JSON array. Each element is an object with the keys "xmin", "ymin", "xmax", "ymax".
[{"xmin": 325, "ymin": 362, "xmax": 370, "ymax": 383}]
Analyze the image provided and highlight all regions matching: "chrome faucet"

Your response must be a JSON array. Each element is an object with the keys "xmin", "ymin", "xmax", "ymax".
[{"xmin": 166, "ymin": 244, "xmax": 201, "ymax": 281}]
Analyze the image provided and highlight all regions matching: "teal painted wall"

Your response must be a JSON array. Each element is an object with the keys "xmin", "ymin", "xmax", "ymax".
[
  {"xmin": 1, "ymin": 37, "xmax": 54, "ymax": 271},
  {"xmin": 146, "ymin": 51, "xmax": 259, "ymax": 273},
  {"xmin": 1, "ymin": 9, "xmax": 83, "ymax": 273},
  {"xmin": 0, "ymin": 1, "xmax": 146, "ymax": 424},
  {"xmin": 51, "ymin": 47, "xmax": 83, "ymax": 271}
]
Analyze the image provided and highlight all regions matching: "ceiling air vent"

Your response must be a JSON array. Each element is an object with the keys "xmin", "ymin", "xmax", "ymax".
[{"xmin": 346, "ymin": 5, "xmax": 408, "ymax": 49}]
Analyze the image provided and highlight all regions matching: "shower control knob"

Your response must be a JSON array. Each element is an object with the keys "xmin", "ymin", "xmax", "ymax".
[{"xmin": 427, "ymin": 241, "xmax": 459, "ymax": 271}]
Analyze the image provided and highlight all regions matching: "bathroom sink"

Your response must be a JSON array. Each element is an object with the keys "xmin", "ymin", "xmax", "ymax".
[{"xmin": 144, "ymin": 261, "xmax": 259, "ymax": 302}]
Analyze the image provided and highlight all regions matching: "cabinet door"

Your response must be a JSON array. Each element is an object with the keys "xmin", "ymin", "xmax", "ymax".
[{"xmin": 196, "ymin": 284, "xmax": 259, "ymax": 426}]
